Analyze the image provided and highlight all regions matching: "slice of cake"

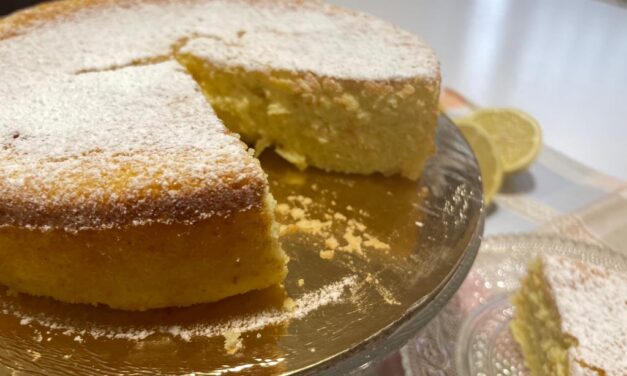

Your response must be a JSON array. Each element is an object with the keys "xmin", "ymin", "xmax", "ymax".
[
  {"xmin": 0, "ymin": 62, "xmax": 287, "ymax": 310},
  {"xmin": 511, "ymin": 255, "xmax": 627, "ymax": 376}
]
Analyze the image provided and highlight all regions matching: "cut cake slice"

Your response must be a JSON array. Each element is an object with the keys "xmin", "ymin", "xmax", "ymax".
[
  {"xmin": 0, "ymin": 61, "xmax": 287, "ymax": 310},
  {"xmin": 511, "ymin": 254, "xmax": 627, "ymax": 376}
]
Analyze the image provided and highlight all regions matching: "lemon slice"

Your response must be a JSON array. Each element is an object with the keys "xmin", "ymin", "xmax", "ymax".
[
  {"xmin": 456, "ymin": 120, "xmax": 504, "ymax": 204},
  {"xmin": 467, "ymin": 108, "xmax": 542, "ymax": 173}
]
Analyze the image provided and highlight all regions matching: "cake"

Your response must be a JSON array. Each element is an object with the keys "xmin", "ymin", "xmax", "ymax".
[
  {"xmin": 511, "ymin": 255, "xmax": 627, "ymax": 376},
  {"xmin": 177, "ymin": 33, "xmax": 439, "ymax": 178},
  {"xmin": 0, "ymin": 0, "xmax": 440, "ymax": 310},
  {"xmin": 0, "ymin": 61, "xmax": 288, "ymax": 310}
]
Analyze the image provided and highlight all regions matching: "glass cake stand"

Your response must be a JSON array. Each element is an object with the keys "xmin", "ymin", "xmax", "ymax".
[{"xmin": 0, "ymin": 116, "xmax": 484, "ymax": 375}]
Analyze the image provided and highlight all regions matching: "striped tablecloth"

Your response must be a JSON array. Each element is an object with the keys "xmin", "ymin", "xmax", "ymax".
[{"xmin": 370, "ymin": 88, "xmax": 627, "ymax": 375}]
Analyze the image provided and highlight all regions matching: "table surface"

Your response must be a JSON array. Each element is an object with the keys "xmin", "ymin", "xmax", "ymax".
[{"xmin": 329, "ymin": 0, "xmax": 627, "ymax": 181}]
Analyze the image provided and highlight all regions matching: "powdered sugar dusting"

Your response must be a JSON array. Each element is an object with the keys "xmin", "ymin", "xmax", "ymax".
[
  {"xmin": 1, "ymin": 0, "xmax": 438, "ymax": 80},
  {"xmin": 0, "ymin": 61, "xmax": 265, "ymax": 230},
  {"xmin": 179, "ymin": 11, "xmax": 438, "ymax": 80},
  {"xmin": 542, "ymin": 255, "xmax": 627, "ymax": 375},
  {"xmin": 0, "ymin": 0, "xmax": 438, "ymax": 230},
  {"xmin": 7, "ymin": 275, "xmax": 357, "ymax": 342}
]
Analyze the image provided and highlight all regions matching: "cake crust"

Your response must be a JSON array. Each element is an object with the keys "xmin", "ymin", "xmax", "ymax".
[{"xmin": 0, "ymin": 201, "xmax": 286, "ymax": 310}]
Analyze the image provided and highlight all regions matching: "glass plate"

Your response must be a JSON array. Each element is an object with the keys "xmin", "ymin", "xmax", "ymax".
[
  {"xmin": 453, "ymin": 234, "xmax": 627, "ymax": 376},
  {"xmin": 401, "ymin": 234, "xmax": 627, "ymax": 376},
  {"xmin": 0, "ymin": 116, "xmax": 484, "ymax": 375}
]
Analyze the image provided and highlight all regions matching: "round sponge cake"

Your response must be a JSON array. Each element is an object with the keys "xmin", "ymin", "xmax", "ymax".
[{"xmin": 0, "ymin": 0, "xmax": 440, "ymax": 310}]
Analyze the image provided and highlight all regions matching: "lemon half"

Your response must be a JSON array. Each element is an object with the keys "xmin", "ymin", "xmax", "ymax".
[
  {"xmin": 456, "ymin": 119, "xmax": 504, "ymax": 204},
  {"xmin": 466, "ymin": 108, "xmax": 542, "ymax": 173}
]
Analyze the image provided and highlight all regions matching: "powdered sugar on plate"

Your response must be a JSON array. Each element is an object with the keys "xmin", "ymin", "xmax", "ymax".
[{"xmin": 1, "ymin": 275, "xmax": 357, "ymax": 343}]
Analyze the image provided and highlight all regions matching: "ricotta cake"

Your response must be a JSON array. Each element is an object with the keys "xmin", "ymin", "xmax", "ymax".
[
  {"xmin": 0, "ymin": 0, "xmax": 440, "ymax": 310},
  {"xmin": 511, "ymin": 255, "xmax": 627, "ymax": 376}
]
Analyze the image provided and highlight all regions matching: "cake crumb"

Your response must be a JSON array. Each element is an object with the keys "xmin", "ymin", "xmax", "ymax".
[
  {"xmin": 283, "ymin": 297, "xmax": 297, "ymax": 311},
  {"xmin": 280, "ymin": 219, "xmax": 331, "ymax": 236},
  {"xmin": 32, "ymin": 332, "xmax": 43, "ymax": 343},
  {"xmin": 256, "ymin": 333, "xmax": 262, "ymax": 339},
  {"xmin": 363, "ymin": 234, "xmax": 390, "ymax": 251},
  {"xmin": 341, "ymin": 229, "xmax": 363, "ymax": 255},
  {"xmin": 333, "ymin": 212, "xmax": 347, "ymax": 221},
  {"xmin": 278, "ymin": 195, "xmax": 387, "ymax": 258},
  {"xmin": 324, "ymin": 236, "xmax": 339, "ymax": 250},
  {"xmin": 289, "ymin": 207, "xmax": 306, "ymax": 220},
  {"xmin": 298, "ymin": 279, "xmax": 305, "ymax": 287},
  {"xmin": 298, "ymin": 196, "xmax": 313, "ymax": 207},
  {"xmin": 348, "ymin": 218, "xmax": 366, "ymax": 232},
  {"xmin": 276, "ymin": 203, "xmax": 290, "ymax": 216},
  {"xmin": 287, "ymin": 195, "xmax": 313, "ymax": 208},
  {"xmin": 223, "ymin": 331, "xmax": 243, "ymax": 355}
]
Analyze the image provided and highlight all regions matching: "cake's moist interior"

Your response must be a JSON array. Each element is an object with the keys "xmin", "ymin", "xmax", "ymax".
[
  {"xmin": 510, "ymin": 259, "xmax": 577, "ymax": 376},
  {"xmin": 176, "ymin": 48, "xmax": 435, "ymax": 179}
]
